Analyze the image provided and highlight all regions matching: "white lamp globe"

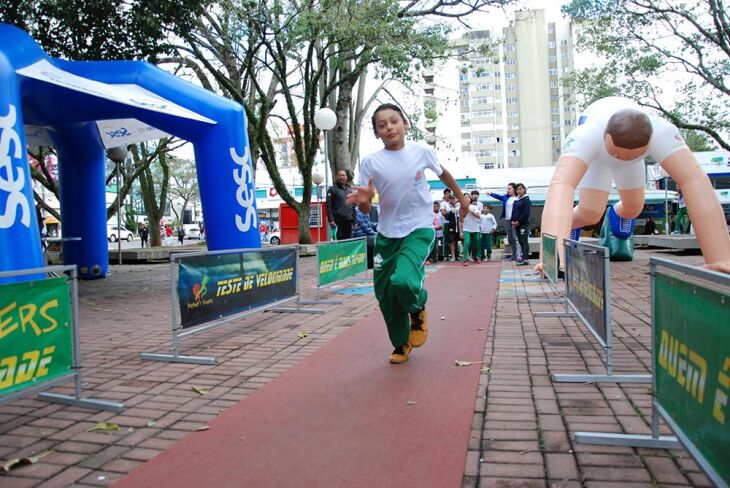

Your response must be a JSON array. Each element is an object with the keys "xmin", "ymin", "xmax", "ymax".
[
  {"xmin": 312, "ymin": 172, "xmax": 324, "ymax": 185},
  {"xmin": 314, "ymin": 108, "xmax": 337, "ymax": 130}
]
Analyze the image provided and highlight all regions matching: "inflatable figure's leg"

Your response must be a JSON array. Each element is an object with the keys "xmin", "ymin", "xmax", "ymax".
[
  {"xmin": 0, "ymin": 54, "xmax": 44, "ymax": 283},
  {"xmin": 601, "ymin": 188, "xmax": 644, "ymax": 261},
  {"xmin": 52, "ymin": 124, "xmax": 109, "ymax": 279},
  {"xmin": 572, "ymin": 188, "xmax": 609, "ymax": 229}
]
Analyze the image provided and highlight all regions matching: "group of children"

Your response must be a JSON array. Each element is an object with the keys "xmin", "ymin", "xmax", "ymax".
[{"xmin": 430, "ymin": 191, "xmax": 499, "ymax": 264}]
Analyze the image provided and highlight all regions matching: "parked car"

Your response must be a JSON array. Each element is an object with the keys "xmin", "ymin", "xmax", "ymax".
[
  {"xmin": 107, "ymin": 225, "xmax": 134, "ymax": 242},
  {"xmin": 268, "ymin": 231, "xmax": 281, "ymax": 245},
  {"xmin": 183, "ymin": 224, "xmax": 203, "ymax": 239}
]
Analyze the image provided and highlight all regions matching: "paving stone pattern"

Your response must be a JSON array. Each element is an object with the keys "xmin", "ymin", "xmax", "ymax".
[{"xmin": 0, "ymin": 250, "xmax": 715, "ymax": 487}]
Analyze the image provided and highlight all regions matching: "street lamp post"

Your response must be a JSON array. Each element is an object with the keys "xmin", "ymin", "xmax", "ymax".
[
  {"xmin": 107, "ymin": 146, "xmax": 128, "ymax": 265},
  {"xmin": 313, "ymin": 172, "xmax": 324, "ymax": 243},
  {"xmin": 314, "ymin": 107, "xmax": 337, "ymax": 240}
]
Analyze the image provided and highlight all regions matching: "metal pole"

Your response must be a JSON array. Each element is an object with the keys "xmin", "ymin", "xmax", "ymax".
[
  {"xmin": 70, "ymin": 267, "xmax": 82, "ymax": 399},
  {"xmin": 117, "ymin": 161, "xmax": 122, "ymax": 265},
  {"xmin": 664, "ymin": 177, "xmax": 669, "ymax": 235},
  {"xmin": 324, "ymin": 131, "xmax": 330, "ymax": 241},
  {"xmin": 317, "ymin": 185, "xmax": 322, "ymax": 243}
]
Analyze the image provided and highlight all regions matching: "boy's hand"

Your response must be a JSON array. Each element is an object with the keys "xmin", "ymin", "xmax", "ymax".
[{"xmin": 346, "ymin": 177, "xmax": 375, "ymax": 205}]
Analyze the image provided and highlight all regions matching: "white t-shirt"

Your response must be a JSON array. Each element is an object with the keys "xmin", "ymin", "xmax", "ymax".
[
  {"xmin": 359, "ymin": 144, "xmax": 443, "ymax": 238},
  {"xmin": 462, "ymin": 204, "xmax": 481, "ymax": 233},
  {"xmin": 504, "ymin": 196, "xmax": 516, "ymax": 220},
  {"xmin": 480, "ymin": 213, "xmax": 497, "ymax": 234},
  {"xmin": 562, "ymin": 97, "xmax": 688, "ymax": 191}
]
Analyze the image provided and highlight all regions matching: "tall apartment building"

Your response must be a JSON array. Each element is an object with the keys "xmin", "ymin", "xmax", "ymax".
[{"xmin": 423, "ymin": 9, "xmax": 576, "ymax": 169}]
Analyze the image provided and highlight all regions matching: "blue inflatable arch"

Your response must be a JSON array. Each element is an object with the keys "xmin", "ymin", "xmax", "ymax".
[{"xmin": 0, "ymin": 23, "xmax": 260, "ymax": 281}]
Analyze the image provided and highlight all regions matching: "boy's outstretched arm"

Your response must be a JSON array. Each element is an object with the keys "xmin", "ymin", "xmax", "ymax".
[
  {"xmin": 439, "ymin": 168, "xmax": 469, "ymax": 220},
  {"xmin": 346, "ymin": 177, "xmax": 375, "ymax": 215}
]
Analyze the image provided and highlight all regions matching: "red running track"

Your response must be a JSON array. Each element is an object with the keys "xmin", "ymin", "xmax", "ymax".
[{"xmin": 115, "ymin": 263, "xmax": 500, "ymax": 488}]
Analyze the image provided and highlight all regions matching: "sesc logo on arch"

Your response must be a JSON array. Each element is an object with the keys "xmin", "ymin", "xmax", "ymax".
[{"xmin": 0, "ymin": 104, "xmax": 31, "ymax": 229}]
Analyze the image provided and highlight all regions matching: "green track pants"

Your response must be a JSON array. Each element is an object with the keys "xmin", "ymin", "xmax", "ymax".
[{"xmin": 373, "ymin": 228, "xmax": 435, "ymax": 348}]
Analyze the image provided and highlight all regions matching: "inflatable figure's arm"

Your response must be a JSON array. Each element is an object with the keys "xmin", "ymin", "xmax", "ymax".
[
  {"xmin": 661, "ymin": 148, "xmax": 730, "ymax": 274},
  {"xmin": 537, "ymin": 156, "xmax": 588, "ymax": 271}
]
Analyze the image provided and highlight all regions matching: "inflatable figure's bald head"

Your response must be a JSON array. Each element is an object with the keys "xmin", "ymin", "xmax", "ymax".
[{"xmin": 605, "ymin": 109, "xmax": 653, "ymax": 150}]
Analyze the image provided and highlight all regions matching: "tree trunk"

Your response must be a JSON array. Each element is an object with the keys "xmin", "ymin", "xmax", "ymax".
[{"xmin": 296, "ymin": 201, "xmax": 313, "ymax": 244}]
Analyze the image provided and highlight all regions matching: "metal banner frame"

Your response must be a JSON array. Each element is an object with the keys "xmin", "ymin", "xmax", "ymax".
[
  {"xmin": 576, "ymin": 258, "xmax": 729, "ymax": 488},
  {"xmin": 298, "ymin": 236, "xmax": 370, "ymax": 306},
  {"xmin": 142, "ymin": 245, "xmax": 320, "ymax": 365},
  {"xmin": 549, "ymin": 239, "xmax": 650, "ymax": 384},
  {"xmin": 529, "ymin": 233, "xmax": 568, "ymax": 305},
  {"xmin": 0, "ymin": 266, "xmax": 124, "ymax": 412}
]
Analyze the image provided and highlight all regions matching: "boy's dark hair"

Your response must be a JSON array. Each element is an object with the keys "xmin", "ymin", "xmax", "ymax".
[
  {"xmin": 433, "ymin": 201, "xmax": 441, "ymax": 205},
  {"xmin": 515, "ymin": 183, "xmax": 526, "ymax": 191},
  {"xmin": 470, "ymin": 190, "xmax": 480, "ymax": 196},
  {"xmin": 443, "ymin": 188, "xmax": 452, "ymax": 195},
  {"xmin": 605, "ymin": 109, "xmax": 653, "ymax": 149},
  {"xmin": 371, "ymin": 103, "xmax": 408, "ymax": 132},
  {"xmin": 508, "ymin": 182, "xmax": 516, "ymax": 189}
]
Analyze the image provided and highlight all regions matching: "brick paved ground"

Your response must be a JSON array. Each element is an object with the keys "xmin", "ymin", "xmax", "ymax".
[{"xmin": 0, "ymin": 249, "xmax": 716, "ymax": 487}]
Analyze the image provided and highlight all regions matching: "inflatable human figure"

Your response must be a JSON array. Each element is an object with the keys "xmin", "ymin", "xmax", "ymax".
[{"xmin": 539, "ymin": 96, "xmax": 730, "ymax": 274}]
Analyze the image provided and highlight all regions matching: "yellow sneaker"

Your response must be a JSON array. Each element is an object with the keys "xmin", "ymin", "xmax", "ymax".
[
  {"xmin": 389, "ymin": 343, "xmax": 412, "ymax": 364},
  {"xmin": 409, "ymin": 308, "xmax": 428, "ymax": 348}
]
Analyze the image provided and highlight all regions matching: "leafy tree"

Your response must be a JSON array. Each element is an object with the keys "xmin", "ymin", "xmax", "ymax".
[
  {"xmin": 562, "ymin": 0, "xmax": 729, "ymax": 150},
  {"xmin": 681, "ymin": 129, "xmax": 717, "ymax": 152},
  {"xmin": 169, "ymin": 0, "xmax": 505, "ymax": 243},
  {"xmin": 0, "ymin": 0, "xmax": 209, "ymax": 61},
  {"xmin": 130, "ymin": 140, "xmax": 179, "ymax": 247},
  {"xmin": 167, "ymin": 155, "xmax": 200, "ymax": 225}
]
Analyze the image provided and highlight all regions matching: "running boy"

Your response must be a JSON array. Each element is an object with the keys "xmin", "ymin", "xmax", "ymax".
[{"xmin": 347, "ymin": 103, "xmax": 469, "ymax": 364}]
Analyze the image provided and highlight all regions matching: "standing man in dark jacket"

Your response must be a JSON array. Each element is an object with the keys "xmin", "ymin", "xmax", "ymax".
[
  {"xmin": 511, "ymin": 183, "xmax": 532, "ymax": 266},
  {"xmin": 326, "ymin": 170, "xmax": 355, "ymax": 240}
]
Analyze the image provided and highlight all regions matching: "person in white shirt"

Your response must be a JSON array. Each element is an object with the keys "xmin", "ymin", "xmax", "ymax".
[
  {"xmin": 479, "ymin": 205, "xmax": 498, "ymax": 260},
  {"xmin": 488, "ymin": 184, "xmax": 520, "ymax": 261},
  {"xmin": 461, "ymin": 192, "xmax": 482, "ymax": 264},
  {"xmin": 539, "ymin": 96, "xmax": 730, "ymax": 274},
  {"xmin": 348, "ymin": 103, "xmax": 469, "ymax": 364},
  {"xmin": 428, "ymin": 201, "xmax": 445, "ymax": 263}
]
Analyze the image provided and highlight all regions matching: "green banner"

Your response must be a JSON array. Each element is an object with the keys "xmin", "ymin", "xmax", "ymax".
[
  {"xmin": 0, "ymin": 277, "xmax": 73, "ymax": 397},
  {"xmin": 654, "ymin": 272, "xmax": 730, "ymax": 485},
  {"xmin": 542, "ymin": 234, "xmax": 558, "ymax": 283},
  {"xmin": 318, "ymin": 239, "xmax": 367, "ymax": 286}
]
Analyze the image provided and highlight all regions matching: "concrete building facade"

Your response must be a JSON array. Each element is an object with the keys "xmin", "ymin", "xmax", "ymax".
[{"xmin": 423, "ymin": 9, "xmax": 576, "ymax": 169}]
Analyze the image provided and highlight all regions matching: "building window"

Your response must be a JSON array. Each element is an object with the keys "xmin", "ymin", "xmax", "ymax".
[
  {"xmin": 494, "ymin": 84, "xmax": 502, "ymax": 90},
  {"xmin": 507, "ymin": 111, "xmax": 519, "ymax": 118},
  {"xmin": 548, "ymin": 41, "xmax": 556, "ymax": 48},
  {"xmin": 461, "ymin": 114, "xmax": 470, "ymax": 124},
  {"xmin": 483, "ymin": 162, "xmax": 495, "ymax": 169},
  {"xmin": 506, "ymin": 97, "xmax": 518, "ymax": 104},
  {"xmin": 505, "ymin": 58, "xmax": 516, "ymax": 65},
  {"xmin": 549, "ymin": 68, "xmax": 557, "ymax": 76},
  {"xmin": 510, "ymin": 136, "xmax": 519, "ymax": 144},
  {"xmin": 505, "ymin": 44, "xmax": 515, "ymax": 52},
  {"xmin": 511, "ymin": 149, "xmax": 520, "ymax": 157},
  {"xmin": 459, "ymin": 72, "xmax": 469, "ymax": 82},
  {"xmin": 461, "ymin": 99, "xmax": 470, "ymax": 108},
  {"xmin": 561, "ymin": 39, "xmax": 568, "ymax": 46},
  {"xmin": 507, "ymin": 84, "xmax": 517, "ymax": 91},
  {"xmin": 565, "ymin": 120, "xmax": 573, "ymax": 126},
  {"xmin": 505, "ymin": 72, "xmax": 517, "ymax": 79},
  {"xmin": 549, "ymin": 55, "xmax": 557, "ymax": 62},
  {"xmin": 552, "ymin": 135, "xmax": 561, "ymax": 141},
  {"xmin": 472, "ymin": 57, "xmax": 488, "ymax": 65},
  {"xmin": 551, "ymin": 95, "xmax": 559, "ymax": 102},
  {"xmin": 552, "ymin": 120, "xmax": 560, "ymax": 127},
  {"xmin": 550, "ymin": 81, "xmax": 558, "ymax": 88},
  {"xmin": 551, "ymin": 107, "xmax": 559, "ymax": 115},
  {"xmin": 561, "ymin": 52, "xmax": 569, "ymax": 60},
  {"xmin": 473, "ymin": 110, "xmax": 495, "ymax": 118},
  {"xmin": 475, "ymin": 83, "xmax": 492, "ymax": 91},
  {"xmin": 473, "ymin": 136, "xmax": 496, "ymax": 144},
  {"xmin": 563, "ymin": 66, "xmax": 572, "ymax": 73}
]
